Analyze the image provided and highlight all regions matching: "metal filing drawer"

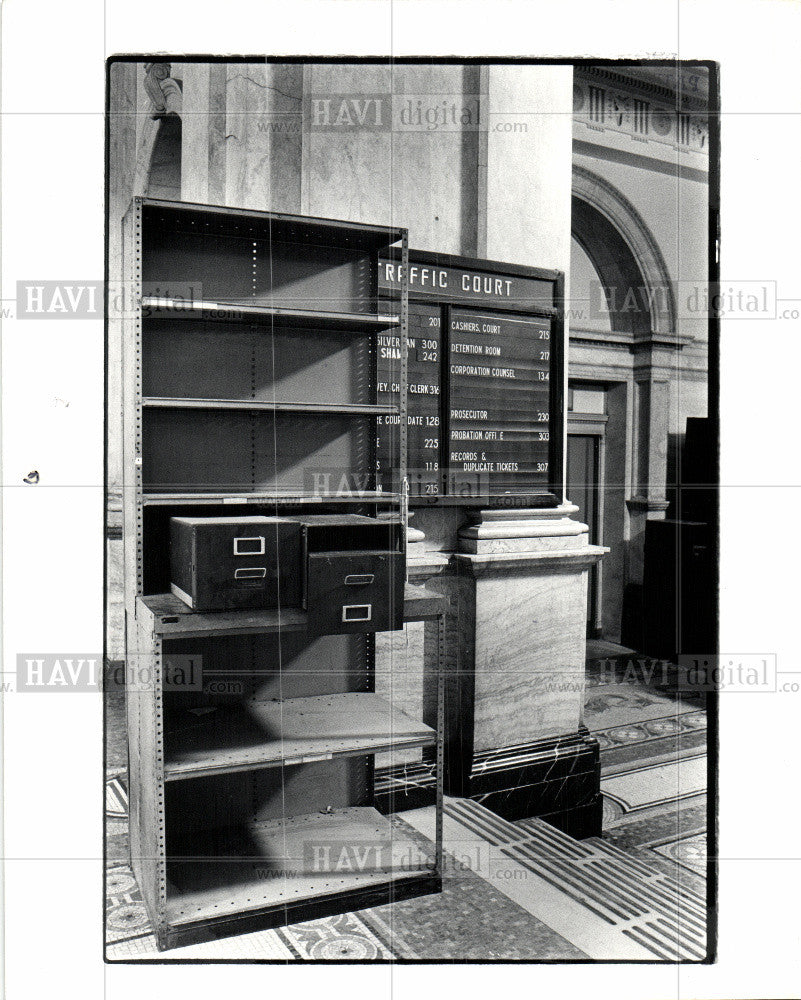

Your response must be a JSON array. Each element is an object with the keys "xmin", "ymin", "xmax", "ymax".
[
  {"xmin": 297, "ymin": 514, "xmax": 405, "ymax": 634},
  {"xmin": 306, "ymin": 550, "xmax": 405, "ymax": 634},
  {"xmin": 170, "ymin": 515, "xmax": 302, "ymax": 612}
]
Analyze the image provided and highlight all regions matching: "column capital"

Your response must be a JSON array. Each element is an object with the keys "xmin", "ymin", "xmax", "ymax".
[
  {"xmin": 458, "ymin": 503, "xmax": 590, "ymax": 554},
  {"xmin": 626, "ymin": 495, "xmax": 670, "ymax": 519}
]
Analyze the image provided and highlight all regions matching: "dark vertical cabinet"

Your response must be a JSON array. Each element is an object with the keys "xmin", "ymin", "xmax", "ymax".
[
  {"xmin": 642, "ymin": 418, "xmax": 717, "ymax": 660},
  {"xmin": 120, "ymin": 198, "xmax": 445, "ymax": 950}
]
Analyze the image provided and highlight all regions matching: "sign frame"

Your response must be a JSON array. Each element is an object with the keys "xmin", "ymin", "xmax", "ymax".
[{"xmin": 378, "ymin": 248, "xmax": 565, "ymax": 508}]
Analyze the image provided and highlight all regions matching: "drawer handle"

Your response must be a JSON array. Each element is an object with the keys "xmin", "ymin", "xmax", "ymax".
[
  {"xmin": 344, "ymin": 574, "xmax": 375, "ymax": 586},
  {"xmin": 234, "ymin": 567, "xmax": 267, "ymax": 580},
  {"xmin": 342, "ymin": 604, "xmax": 372, "ymax": 622},
  {"xmin": 233, "ymin": 536, "xmax": 265, "ymax": 556}
]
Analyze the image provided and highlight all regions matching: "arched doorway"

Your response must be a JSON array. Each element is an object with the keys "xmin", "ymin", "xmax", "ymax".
[
  {"xmin": 572, "ymin": 198, "xmax": 651, "ymax": 336},
  {"xmin": 572, "ymin": 166, "xmax": 675, "ymax": 335}
]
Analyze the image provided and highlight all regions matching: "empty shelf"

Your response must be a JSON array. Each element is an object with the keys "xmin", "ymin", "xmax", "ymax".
[
  {"xmin": 164, "ymin": 691, "xmax": 435, "ymax": 780},
  {"xmin": 165, "ymin": 806, "xmax": 434, "ymax": 926}
]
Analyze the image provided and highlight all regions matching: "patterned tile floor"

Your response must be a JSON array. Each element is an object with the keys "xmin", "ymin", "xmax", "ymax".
[
  {"xmin": 653, "ymin": 833, "xmax": 707, "ymax": 877},
  {"xmin": 584, "ymin": 640, "xmax": 709, "ymax": 901},
  {"xmin": 404, "ymin": 800, "xmax": 707, "ymax": 960}
]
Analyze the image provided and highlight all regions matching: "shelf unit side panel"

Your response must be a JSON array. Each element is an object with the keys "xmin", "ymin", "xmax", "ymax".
[
  {"xmin": 130, "ymin": 614, "xmax": 167, "ymax": 931},
  {"xmin": 121, "ymin": 203, "xmax": 143, "ymax": 625}
]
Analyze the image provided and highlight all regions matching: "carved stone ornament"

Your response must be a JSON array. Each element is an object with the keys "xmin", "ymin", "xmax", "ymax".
[
  {"xmin": 610, "ymin": 93, "xmax": 632, "ymax": 127},
  {"xmin": 650, "ymin": 108, "xmax": 673, "ymax": 137},
  {"xmin": 691, "ymin": 118, "xmax": 707, "ymax": 149},
  {"xmin": 144, "ymin": 62, "xmax": 183, "ymax": 119}
]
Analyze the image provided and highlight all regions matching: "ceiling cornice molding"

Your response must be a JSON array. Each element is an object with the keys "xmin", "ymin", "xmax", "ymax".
[{"xmin": 575, "ymin": 65, "xmax": 709, "ymax": 111}]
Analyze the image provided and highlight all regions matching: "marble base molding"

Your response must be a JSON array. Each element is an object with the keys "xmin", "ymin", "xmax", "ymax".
[
  {"xmin": 374, "ymin": 728, "xmax": 603, "ymax": 838},
  {"xmin": 460, "ymin": 727, "xmax": 603, "ymax": 837}
]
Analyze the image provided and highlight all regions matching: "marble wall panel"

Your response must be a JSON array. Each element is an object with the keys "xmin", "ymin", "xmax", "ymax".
[
  {"xmin": 471, "ymin": 565, "xmax": 588, "ymax": 749},
  {"xmin": 223, "ymin": 62, "xmax": 303, "ymax": 213}
]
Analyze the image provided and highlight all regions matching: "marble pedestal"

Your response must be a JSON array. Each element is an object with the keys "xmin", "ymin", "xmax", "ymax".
[
  {"xmin": 451, "ymin": 505, "xmax": 607, "ymax": 835},
  {"xmin": 374, "ymin": 506, "xmax": 608, "ymax": 835}
]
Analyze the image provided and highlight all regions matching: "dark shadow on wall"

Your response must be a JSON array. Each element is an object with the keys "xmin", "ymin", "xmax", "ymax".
[
  {"xmin": 147, "ymin": 115, "xmax": 182, "ymax": 200},
  {"xmin": 621, "ymin": 573, "xmax": 644, "ymax": 652},
  {"xmin": 638, "ymin": 418, "xmax": 717, "ymax": 663}
]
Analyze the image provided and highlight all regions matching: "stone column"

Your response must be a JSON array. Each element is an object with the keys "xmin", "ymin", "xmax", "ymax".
[
  {"xmin": 478, "ymin": 65, "xmax": 574, "ymax": 269},
  {"xmin": 223, "ymin": 63, "xmax": 303, "ymax": 213},
  {"xmin": 180, "ymin": 63, "xmax": 212, "ymax": 204},
  {"xmin": 630, "ymin": 370, "xmax": 671, "ymax": 519}
]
